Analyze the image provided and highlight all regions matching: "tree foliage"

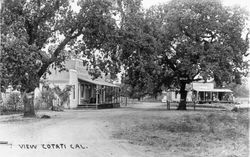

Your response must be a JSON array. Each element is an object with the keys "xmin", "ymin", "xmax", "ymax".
[
  {"xmin": 118, "ymin": 0, "xmax": 249, "ymax": 109},
  {"xmin": 226, "ymin": 77, "xmax": 249, "ymax": 97},
  {"xmin": 1, "ymin": 0, "xmax": 118, "ymax": 92},
  {"xmin": 53, "ymin": 85, "xmax": 72, "ymax": 106},
  {"xmin": 1, "ymin": 0, "xmax": 119, "ymax": 116},
  {"xmin": 117, "ymin": 0, "xmax": 169, "ymax": 99},
  {"xmin": 158, "ymin": 0, "xmax": 249, "ymax": 84}
]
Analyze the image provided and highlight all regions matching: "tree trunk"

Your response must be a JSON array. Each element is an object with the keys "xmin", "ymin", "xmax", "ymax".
[
  {"xmin": 177, "ymin": 81, "xmax": 187, "ymax": 110},
  {"xmin": 23, "ymin": 91, "xmax": 36, "ymax": 117}
]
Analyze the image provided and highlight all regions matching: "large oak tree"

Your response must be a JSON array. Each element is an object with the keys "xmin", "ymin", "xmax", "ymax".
[{"xmin": 119, "ymin": 0, "xmax": 249, "ymax": 110}]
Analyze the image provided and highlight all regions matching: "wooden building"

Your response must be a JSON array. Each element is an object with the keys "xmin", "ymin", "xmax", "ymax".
[
  {"xmin": 163, "ymin": 81, "xmax": 233, "ymax": 103},
  {"xmin": 40, "ymin": 59, "xmax": 120, "ymax": 109}
]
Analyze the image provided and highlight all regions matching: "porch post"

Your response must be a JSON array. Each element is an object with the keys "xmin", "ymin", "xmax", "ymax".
[
  {"xmin": 118, "ymin": 88, "xmax": 120, "ymax": 103},
  {"xmin": 100, "ymin": 86, "xmax": 103, "ymax": 104},
  {"xmin": 210, "ymin": 92, "xmax": 212, "ymax": 102},
  {"xmin": 203, "ymin": 92, "xmax": 205, "ymax": 102},
  {"xmin": 114, "ymin": 87, "xmax": 116, "ymax": 103},
  {"xmin": 119, "ymin": 88, "xmax": 121, "ymax": 103},
  {"xmin": 96, "ymin": 85, "xmax": 99, "ymax": 105},
  {"xmin": 197, "ymin": 91, "xmax": 199, "ymax": 101},
  {"xmin": 112, "ymin": 87, "xmax": 114, "ymax": 103},
  {"xmin": 108, "ymin": 87, "xmax": 112, "ymax": 103},
  {"xmin": 116, "ymin": 88, "xmax": 118, "ymax": 103},
  {"xmin": 103, "ymin": 86, "xmax": 106, "ymax": 103},
  {"xmin": 78, "ymin": 83, "xmax": 81, "ymax": 105},
  {"xmin": 204, "ymin": 92, "xmax": 206, "ymax": 102}
]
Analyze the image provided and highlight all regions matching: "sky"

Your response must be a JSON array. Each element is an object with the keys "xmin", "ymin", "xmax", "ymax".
[
  {"xmin": 142, "ymin": 0, "xmax": 250, "ymax": 10},
  {"xmin": 142, "ymin": 0, "xmax": 250, "ymax": 35}
]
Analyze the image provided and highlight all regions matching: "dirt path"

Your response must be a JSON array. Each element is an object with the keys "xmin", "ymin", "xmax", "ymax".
[{"xmin": 0, "ymin": 110, "xmax": 153, "ymax": 157}]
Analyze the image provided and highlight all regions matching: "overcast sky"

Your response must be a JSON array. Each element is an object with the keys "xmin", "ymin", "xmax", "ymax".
[{"xmin": 142, "ymin": 0, "xmax": 250, "ymax": 10}]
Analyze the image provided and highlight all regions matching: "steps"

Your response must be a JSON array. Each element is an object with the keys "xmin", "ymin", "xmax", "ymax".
[
  {"xmin": 77, "ymin": 104, "xmax": 97, "ymax": 109},
  {"xmin": 77, "ymin": 103, "xmax": 120, "ymax": 109}
]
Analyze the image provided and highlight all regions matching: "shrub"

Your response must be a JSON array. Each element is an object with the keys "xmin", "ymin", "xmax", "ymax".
[
  {"xmin": 35, "ymin": 85, "xmax": 71, "ymax": 110},
  {"xmin": 35, "ymin": 88, "xmax": 56, "ymax": 110},
  {"xmin": 53, "ymin": 85, "xmax": 71, "ymax": 106},
  {"xmin": 1, "ymin": 92, "xmax": 23, "ymax": 113}
]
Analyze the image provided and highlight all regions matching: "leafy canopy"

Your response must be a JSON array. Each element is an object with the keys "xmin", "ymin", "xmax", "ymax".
[
  {"xmin": 1, "ymin": 0, "xmax": 119, "ymax": 92},
  {"xmin": 120, "ymin": 0, "xmax": 249, "ymax": 97}
]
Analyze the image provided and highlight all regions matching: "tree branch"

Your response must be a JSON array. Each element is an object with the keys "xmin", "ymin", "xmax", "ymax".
[
  {"xmin": 24, "ymin": 19, "xmax": 35, "ymax": 45},
  {"xmin": 51, "ymin": 31, "xmax": 81, "ymax": 60},
  {"xmin": 37, "ymin": 29, "xmax": 82, "ymax": 77},
  {"xmin": 163, "ymin": 56, "xmax": 177, "ymax": 71},
  {"xmin": 246, "ymin": 28, "xmax": 249, "ymax": 44}
]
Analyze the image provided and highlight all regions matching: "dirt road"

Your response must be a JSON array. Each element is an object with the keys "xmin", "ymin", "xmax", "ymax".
[
  {"xmin": 0, "ymin": 109, "xmax": 154, "ymax": 157},
  {"xmin": 1, "ymin": 102, "xmax": 245, "ymax": 157}
]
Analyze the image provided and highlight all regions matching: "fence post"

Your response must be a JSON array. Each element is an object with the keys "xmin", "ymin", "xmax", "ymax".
[
  {"xmin": 167, "ymin": 101, "xmax": 170, "ymax": 110},
  {"xmin": 193, "ymin": 100, "xmax": 198, "ymax": 110}
]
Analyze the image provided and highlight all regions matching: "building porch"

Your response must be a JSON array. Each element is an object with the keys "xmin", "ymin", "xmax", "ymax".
[{"xmin": 77, "ymin": 79, "xmax": 120, "ymax": 109}]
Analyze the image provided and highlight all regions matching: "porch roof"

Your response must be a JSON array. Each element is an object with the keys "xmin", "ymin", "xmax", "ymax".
[
  {"xmin": 193, "ymin": 87, "xmax": 232, "ymax": 92},
  {"xmin": 78, "ymin": 73, "xmax": 118, "ymax": 87}
]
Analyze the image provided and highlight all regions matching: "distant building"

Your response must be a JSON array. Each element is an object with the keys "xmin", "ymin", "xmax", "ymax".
[
  {"xmin": 37, "ymin": 59, "xmax": 120, "ymax": 109},
  {"xmin": 191, "ymin": 81, "xmax": 233, "ymax": 103},
  {"xmin": 163, "ymin": 80, "xmax": 233, "ymax": 103}
]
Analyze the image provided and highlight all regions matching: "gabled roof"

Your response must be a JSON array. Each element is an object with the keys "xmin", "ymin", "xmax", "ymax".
[
  {"xmin": 78, "ymin": 73, "xmax": 118, "ymax": 87},
  {"xmin": 65, "ymin": 59, "xmax": 118, "ymax": 87}
]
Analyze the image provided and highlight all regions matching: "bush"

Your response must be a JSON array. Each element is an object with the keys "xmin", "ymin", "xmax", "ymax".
[
  {"xmin": 1, "ymin": 92, "xmax": 23, "ymax": 113},
  {"xmin": 35, "ymin": 85, "xmax": 71, "ymax": 110},
  {"xmin": 35, "ymin": 88, "xmax": 55, "ymax": 110}
]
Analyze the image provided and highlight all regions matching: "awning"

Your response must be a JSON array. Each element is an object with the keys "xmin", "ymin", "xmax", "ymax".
[
  {"xmin": 193, "ymin": 87, "xmax": 232, "ymax": 92},
  {"xmin": 78, "ymin": 74, "xmax": 118, "ymax": 87}
]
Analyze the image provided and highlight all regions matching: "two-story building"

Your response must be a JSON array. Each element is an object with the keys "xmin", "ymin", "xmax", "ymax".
[{"xmin": 38, "ymin": 59, "xmax": 120, "ymax": 109}]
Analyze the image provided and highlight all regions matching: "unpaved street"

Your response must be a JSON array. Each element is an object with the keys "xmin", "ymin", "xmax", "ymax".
[
  {"xmin": 0, "ymin": 109, "xmax": 154, "ymax": 157},
  {"xmin": 0, "ymin": 102, "xmax": 247, "ymax": 157}
]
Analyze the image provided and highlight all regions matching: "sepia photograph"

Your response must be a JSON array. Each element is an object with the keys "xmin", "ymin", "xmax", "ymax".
[{"xmin": 0, "ymin": 0, "xmax": 249, "ymax": 156}]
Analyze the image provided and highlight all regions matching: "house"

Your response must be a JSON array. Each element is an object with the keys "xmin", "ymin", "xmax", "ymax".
[
  {"xmin": 191, "ymin": 81, "xmax": 233, "ymax": 103},
  {"xmin": 163, "ymin": 80, "xmax": 233, "ymax": 103},
  {"xmin": 38, "ymin": 59, "xmax": 120, "ymax": 109}
]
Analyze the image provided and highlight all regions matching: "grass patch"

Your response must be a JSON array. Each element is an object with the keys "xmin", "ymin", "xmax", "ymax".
[
  {"xmin": 111, "ymin": 110, "xmax": 249, "ymax": 157},
  {"xmin": 0, "ymin": 110, "xmax": 23, "ymax": 115}
]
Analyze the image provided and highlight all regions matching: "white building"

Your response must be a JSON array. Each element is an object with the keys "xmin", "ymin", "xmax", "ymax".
[
  {"xmin": 37, "ymin": 59, "xmax": 120, "ymax": 109},
  {"xmin": 163, "ymin": 81, "xmax": 233, "ymax": 103}
]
